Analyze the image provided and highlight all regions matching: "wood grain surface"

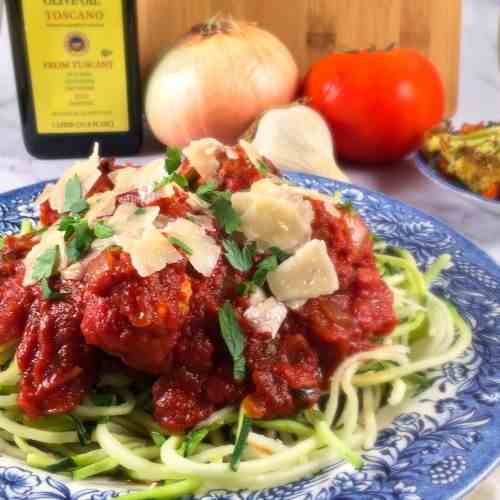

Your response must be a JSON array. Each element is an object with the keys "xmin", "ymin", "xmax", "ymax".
[{"xmin": 137, "ymin": 0, "xmax": 462, "ymax": 116}]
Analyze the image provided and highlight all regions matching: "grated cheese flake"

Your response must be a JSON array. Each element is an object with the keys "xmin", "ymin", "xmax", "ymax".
[
  {"xmin": 239, "ymin": 139, "xmax": 262, "ymax": 169},
  {"xmin": 164, "ymin": 217, "xmax": 220, "ymax": 277},
  {"xmin": 182, "ymin": 138, "xmax": 223, "ymax": 181},
  {"xmin": 267, "ymin": 239, "xmax": 339, "ymax": 302},
  {"xmin": 48, "ymin": 146, "xmax": 101, "ymax": 213},
  {"xmin": 244, "ymin": 297, "xmax": 287, "ymax": 338}
]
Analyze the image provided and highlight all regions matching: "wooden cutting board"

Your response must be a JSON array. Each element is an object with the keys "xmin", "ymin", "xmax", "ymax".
[{"xmin": 137, "ymin": 0, "xmax": 462, "ymax": 116}]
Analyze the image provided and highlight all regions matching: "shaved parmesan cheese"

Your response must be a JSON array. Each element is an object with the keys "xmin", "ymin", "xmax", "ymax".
[
  {"xmin": 225, "ymin": 146, "xmax": 239, "ymax": 160},
  {"xmin": 23, "ymin": 226, "xmax": 69, "ymax": 285},
  {"xmin": 115, "ymin": 227, "xmax": 182, "ymax": 277},
  {"xmin": 251, "ymin": 178, "xmax": 340, "ymax": 217},
  {"xmin": 35, "ymin": 183, "xmax": 55, "ymax": 207},
  {"xmin": 232, "ymin": 190, "xmax": 313, "ymax": 252},
  {"xmin": 106, "ymin": 203, "xmax": 160, "ymax": 238},
  {"xmin": 109, "ymin": 158, "xmax": 165, "ymax": 195},
  {"xmin": 267, "ymin": 239, "xmax": 339, "ymax": 302},
  {"xmin": 48, "ymin": 149, "xmax": 101, "ymax": 213},
  {"xmin": 239, "ymin": 139, "xmax": 262, "ymax": 169},
  {"xmin": 85, "ymin": 191, "xmax": 116, "ymax": 226},
  {"xmin": 244, "ymin": 297, "xmax": 287, "ymax": 338},
  {"xmin": 164, "ymin": 217, "xmax": 220, "ymax": 277},
  {"xmin": 183, "ymin": 138, "xmax": 223, "ymax": 181},
  {"xmin": 286, "ymin": 299, "xmax": 307, "ymax": 310}
]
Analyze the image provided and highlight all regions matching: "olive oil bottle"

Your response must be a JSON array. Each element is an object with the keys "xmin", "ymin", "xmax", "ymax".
[{"xmin": 6, "ymin": 0, "xmax": 142, "ymax": 158}]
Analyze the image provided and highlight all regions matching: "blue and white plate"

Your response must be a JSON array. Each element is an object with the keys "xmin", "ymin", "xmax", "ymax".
[
  {"xmin": 415, "ymin": 153, "xmax": 500, "ymax": 215},
  {"xmin": 1, "ymin": 173, "xmax": 500, "ymax": 500}
]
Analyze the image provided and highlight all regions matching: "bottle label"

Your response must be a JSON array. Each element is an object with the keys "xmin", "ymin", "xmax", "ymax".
[{"xmin": 22, "ymin": 0, "xmax": 130, "ymax": 135}]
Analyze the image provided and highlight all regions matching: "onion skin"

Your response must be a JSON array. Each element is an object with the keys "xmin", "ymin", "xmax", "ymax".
[{"xmin": 145, "ymin": 19, "xmax": 299, "ymax": 147}]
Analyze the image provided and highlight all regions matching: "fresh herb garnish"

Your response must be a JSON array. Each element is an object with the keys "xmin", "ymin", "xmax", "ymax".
[
  {"xmin": 169, "ymin": 237, "xmax": 193, "ymax": 256},
  {"xmin": 252, "ymin": 256, "xmax": 278, "ymax": 287},
  {"xmin": 20, "ymin": 219, "xmax": 34, "ymax": 235},
  {"xmin": 222, "ymin": 239, "xmax": 256, "ymax": 272},
  {"xmin": 32, "ymin": 246, "xmax": 59, "ymax": 282},
  {"xmin": 235, "ymin": 281, "xmax": 257, "ymax": 297},
  {"xmin": 217, "ymin": 302, "xmax": 246, "ymax": 381},
  {"xmin": 155, "ymin": 172, "xmax": 189, "ymax": 191},
  {"xmin": 58, "ymin": 214, "xmax": 82, "ymax": 240},
  {"xmin": 66, "ymin": 220, "xmax": 94, "ymax": 262},
  {"xmin": 41, "ymin": 278, "xmax": 66, "ymax": 301},
  {"xmin": 69, "ymin": 415, "xmax": 91, "ymax": 446},
  {"xmin": 212, "ymin": 195, "xmax": 241, "ymax": 234},
  {"xmin": 256, "ymin": 161, "xmax": 268, "ymax": 176},
  {"xmin": 269, "ymin": 246, "xmax": 291, "ymax": 263},
  {"xmin": 134, "ymin": 207, "xmax": 146, "ymax": 215},
  {"xmin": 230, "ymin": 414, "xmax": 252, "ymax": 471},
  {"xmin": 46, "ymin": 457, "xmax": 76, "ymax": 473},
  {"xmin": 63, "ymin": 175, "xmax": 89, "ymax": 214},
  {"xmin": 196, "ymin": 181, "xmax": 217, "ymax": 197},
  {"xmin": 94, "ymin": 222, "xmax": 114, "ymax": 239},
  {"xmin": 165, "ymin": 146, "xmax": 182, "ymax": 174},
  {"xmin": 0, "ymin": 236, "xmax": 4, "ymax": 251}
]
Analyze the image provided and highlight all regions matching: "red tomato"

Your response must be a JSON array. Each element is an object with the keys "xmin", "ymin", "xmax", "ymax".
[{"xmin": 303, "ymin": 48, "xmax": 445, "ymax": 164}]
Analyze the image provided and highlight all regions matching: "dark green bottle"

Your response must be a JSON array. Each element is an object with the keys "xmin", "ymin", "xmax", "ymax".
[{"xmin": 6, "ymin": 0, "xmax": 142, "ymax": 159}]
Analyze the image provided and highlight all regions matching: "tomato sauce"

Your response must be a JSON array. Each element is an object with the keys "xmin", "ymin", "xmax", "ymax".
[{"xmin": 0, "ymin": 154, "xmax": 397, "ymax": 430}]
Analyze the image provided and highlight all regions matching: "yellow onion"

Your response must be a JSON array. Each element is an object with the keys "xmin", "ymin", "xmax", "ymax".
[{"xmin": 145, "ymin": 16, "xmax": 299, "ymax": 147}]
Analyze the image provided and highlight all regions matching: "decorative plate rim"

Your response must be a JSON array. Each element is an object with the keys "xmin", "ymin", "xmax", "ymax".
[{"xmin": 0, "ymin": 175, "xmax": 499, "ymax": 500}]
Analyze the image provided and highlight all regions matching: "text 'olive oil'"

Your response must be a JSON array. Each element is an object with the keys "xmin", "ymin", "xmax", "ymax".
[{"xmin": 6, "ymin": 0, "xmax": 142, "ymax": 158}]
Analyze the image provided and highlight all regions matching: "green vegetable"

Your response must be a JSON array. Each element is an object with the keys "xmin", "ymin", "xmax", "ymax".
[
  {"xmin": 217, "ymin": 302, "xmax": 246, "ymax": 381},
  {"xmin": 269, "ymin": 246, "xmax": 291, "ymax": 263},
  {"xmin": 212, "ymin": 195, "xmax": 241, "ymax": 234},
  {"xmin": 92, "ymin": 391, "xmax": 117, "ymax": 407},
  {"xmin": 165, "ymin": 146, "xmax": 182, "ymax": 174},
  {"xmin": 94, "ymin": 222, "xmax": 114, "ymax": 239},
  {"xmin": 46, "ymin": 457, "xmax": 76, "ymax": 473},
  {"xmin": 134, "ymin": 207, "xmax": 145, "ymax": 215},
  {"xmin": 155, "ymin": 172, "xmax": 189, "ymax": 191},
  {"xmin": 222, "ymin": 239, "xmax": 256, "ymax": 272},
  {"xmin": 252, "ymin": 255, "xmax": 278, "ymax": 287},
  {"xmin": 256, "ymin": 161, "xmax": 268, "ymax": 175},
  {"xmin": 235, "ymin": 281, "xmax": 257, "ymax": 297},
  {"xmin": 253, "ymin": 419, "xmax": 314, "ymax": 437},
  {"xmin": 63, "ymin": 175, "xmax": 89, "ymax": 214},
  {"xmin": 196, "ymin": 181, "xmax": 217, "ymax": 197},
  {"xmin": 32, "ymin": 246, "xmax": 59, "ymax": 282},
  {"xmin": 58, "ymin": 215, "xmax": 81, "ymax": 240},
  {"xmin": 69, "ymin": 415, "xmax": 91, "ymax": 446},
  {"xmin": 182, "ymin": 427, "xmax": 210, "ymax": 457},
  {"xmin": 404, "ymin": 372, "xmax": 434, "ymax": 394},
  {"xmin": 169, "ymin": 237, "xmax": 193, "ymax": 256},
  {"xmin": 0, "ymin": 236, "xmax": 4, "ymax": 250},
  {"xmin": 151, "ymin": 431, "xmax": 167, "ymax": 447},
  {"xmin": 230, "ymin": 414, "xmax": 252, "ymax": 471},
  {"xmin": 356, "ymin": 360, "xmax": 397, "ymax": 375},
  {"xmin": 66, "ymin": 221, "xmax": 94, "ymax": 262},
  {"xmin": 41, "ymin": 278, "xmax": 66, "ymax": 301}
]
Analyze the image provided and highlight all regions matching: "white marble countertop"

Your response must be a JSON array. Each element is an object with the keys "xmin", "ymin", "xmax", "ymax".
[{"xmin": 0, "ymin": 0, "xmax": 499, "ymax": 498}]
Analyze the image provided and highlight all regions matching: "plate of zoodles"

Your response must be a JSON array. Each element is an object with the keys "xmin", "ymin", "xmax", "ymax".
[{"xmin": 0, "ymin": 141, "xmax": 498, "ymax": 500}]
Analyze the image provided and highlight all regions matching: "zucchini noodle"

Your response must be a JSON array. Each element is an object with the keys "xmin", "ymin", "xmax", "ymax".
[{"xmin": 0, "ymin": 246, "xmax": 472, "ymax": 498}]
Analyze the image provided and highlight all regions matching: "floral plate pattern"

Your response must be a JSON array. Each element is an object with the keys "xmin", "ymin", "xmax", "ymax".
[{"xmin": 1, "ymin": 172, "xmax": 500, "ymax": 500}]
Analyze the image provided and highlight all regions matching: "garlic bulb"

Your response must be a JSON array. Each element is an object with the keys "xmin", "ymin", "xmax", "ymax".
[{"xmin": 249, "ymin": 104, "xmax": 349, "ymax": 181}]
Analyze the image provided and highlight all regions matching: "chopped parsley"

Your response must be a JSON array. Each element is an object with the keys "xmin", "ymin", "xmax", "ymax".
[
  {"xmin": 169, "ymin": 236, "xmax": 193, "ymax": 256},
  {"xmin": 134, "ymin": 207, "xmax": 146, "ymax": 215},
  {"xmin": 230, "ymin": 413, "xmax": 252, "ymax": 471},
  {"xmin": 154, "ymin": 172, "xmax": 189, "ymax": 191},
  {"xmin": 94, "ymin": 222, "xmax": 114, "ymax": 239},
  {"xmin": 222, "ymin": 239, "xmax": 256, "ymax": 272},
  {"xmin": 196, "ymin": 181, "xmax": 217, "ymax": 197},
  {"xmin": 63, "ymin": 175, "xmax": 89, "ymax": 214},
  {"xmin": 66, "ymin": 220, "xmax": 94, "ymax": 262},
  {"xmin": 58, "ymin": 214, "xmax": 82, "ymax": 240},
  {"xmin": 235, "ymin": 281, "xmax": 257, "ymax": 297},
  {"xmin": 269, "ymin": 246, "xmax": 291, "ymax": 263},
  {"xmin": 165, "ymin": 146, "xmax": 182, "ymax": 174},
  {"xmin": 217, "ymin": 302, "xmax": 246, "ymax": 381},
  {"xmin": 32, "ymin": 246, "xmax": 59, "ymax": 282},
  {"xmin": 252, "ymin": 255, "xmax": 278, "ymax": 287}
]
